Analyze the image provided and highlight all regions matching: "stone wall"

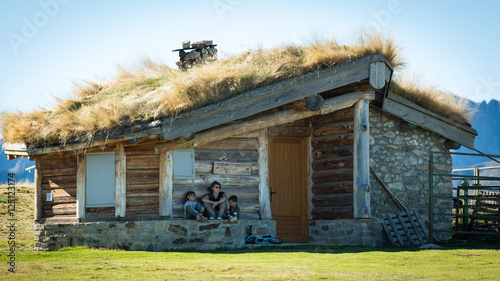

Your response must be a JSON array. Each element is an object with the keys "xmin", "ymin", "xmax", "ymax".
[
  {"xmin": 308, "ymin": 219, "xmax": 384, "ymax": 247},
  {"xmin": 369, "ymin": 108, "xmax": 453, "ymax": 241},
  {"xmin": 34, "ymin": 219, "xmax": 275, "ymax": 252}
]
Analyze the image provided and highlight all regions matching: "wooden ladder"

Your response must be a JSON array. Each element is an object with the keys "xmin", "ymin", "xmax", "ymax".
[{"xmin": 381, "ymin": 209, "xmax": 430, "ymax": 246}]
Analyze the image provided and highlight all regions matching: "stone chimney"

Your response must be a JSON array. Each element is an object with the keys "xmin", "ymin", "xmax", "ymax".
[{"xmin": 172, "ymin": 40, "xmax": 218, "ymax": 69}]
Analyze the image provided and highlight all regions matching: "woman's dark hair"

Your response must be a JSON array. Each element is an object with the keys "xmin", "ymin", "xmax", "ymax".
[{"xmin": 208, "ymin": 181, "xmax": 221, "ymax": 192}]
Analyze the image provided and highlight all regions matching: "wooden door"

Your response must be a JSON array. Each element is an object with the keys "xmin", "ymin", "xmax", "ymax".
[{"xmin": 269, "ymin": 136, "xmax": 308, "ymax": 243}]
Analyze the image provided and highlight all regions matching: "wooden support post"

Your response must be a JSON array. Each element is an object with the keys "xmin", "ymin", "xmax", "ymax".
[
  {"xmin": 115, "ymin": 143, "xmax": 126, "ymax": 217},
  {"xmin": 159, "ymin": 149, "xmax": 173, "ymax": 217},
  {"xmin": 258, "ymin": 129, "xmax": 272, "ymax": 219},
  {"xmin": 353, "ymin": 99, "xmax": 371, "ymax": 218},
  {"xmin": 369, "ymin": 62, "xmax": 386, "ymax": 89},
  {"xmin": 34, "ymin": 157, "xmax": 42, "ymax": 221},
  {"xmin": 76, "ymin": 153, "xmax": 86, "ymax": 219}
]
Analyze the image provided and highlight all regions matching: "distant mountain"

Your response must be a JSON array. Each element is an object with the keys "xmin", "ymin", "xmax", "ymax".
[
  {"xmin": 0, "ymin": 139, "xmax": 35, "ymax": 184},
  {"xmin": 452, "ymin": 99, "xmax": 500, "ymax": 169}
]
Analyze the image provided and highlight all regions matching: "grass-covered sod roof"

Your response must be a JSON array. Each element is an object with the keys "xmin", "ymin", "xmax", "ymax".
[{"xmin": 0, "ymin": 33, "xmax": 475, "ymax": 147}]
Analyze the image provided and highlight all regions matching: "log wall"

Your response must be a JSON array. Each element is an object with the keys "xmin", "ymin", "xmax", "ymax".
[
  {"xmin": 40, "ymin": 153, "xmax": 77, "ymax": 218},
  {"xmin": 172, "ymin": 138, "xmax": 261, "ymax": 219},
  {"xmin": 310, "ymin": 107, "xmax": 355, "ymax": 220}
]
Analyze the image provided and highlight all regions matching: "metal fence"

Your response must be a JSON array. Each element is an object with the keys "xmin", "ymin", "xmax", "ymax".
[{"xmin": 429, "ymin": 151, "xmax": 500, "ymax": 242}]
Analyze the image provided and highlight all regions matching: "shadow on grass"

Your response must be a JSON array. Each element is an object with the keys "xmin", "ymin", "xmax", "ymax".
[
  {"xmin": 49, "ymin": 237, "xmax": 500, "ymax": 255},
  {"xmin": 166, "ymin": 237, "xmax": 500, "ymax": 255}
]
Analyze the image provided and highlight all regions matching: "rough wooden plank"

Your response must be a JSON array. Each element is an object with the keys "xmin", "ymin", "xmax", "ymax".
[
  {"xmin": 312, "ymin": 145, "xmax": 354, "ymax": 159},
  {"xmin": 312, "ymin": 181, "xmax": 353, "ymax": 194},
  {"xmin": 195, "ymin": 149, "xmax": 259, "ymax": 162},
  {"xmin": 369, "ymin": 61, "xmax": 386, "ymax": 89},
  {"xmin": 126, "ymin": 184, "xmax": 159, "ymax": 197},
  {"xmin": 312, "ymin": 121, "xmax": 354, "ymax": 137},
  {"xmin": 76, "ymin": 153, "xmax": 85, "ymax": 219},
  {"xmin": 312, "ymin": 193, "xmax": 353, "ymax": 207},
  {"xmin": 412, "ymin": 209, "xmax": 430, "ymax": 242},
  {"xmin": 383, "ymin": 93, "xmax": 477, "ymax": 149},
  {"xmin": 396, "ymin": 212, "xmax": 415, "ymax": 244},
  {"xmin": 115, "ymin": 143, "xmax": 126, "ymax": 217},
  {"xmin": 312, "ymin": 156, "xmax": 353, "ymax": 171},
  {"xmin": 268, "ymin": 126, "xmax": 311, "ymax": 137},
  {"xmin": 197, "ymin": 138, "xmax": 259, "ymax": 150},
  {"xmin": 353, "ymin": 99, "xmax": 371, "ymax": 218},
  {"xmin": 195, "ymin": 160, "xmax": 259, "ymax": 174},
  {"xmin": 126, "ymin": 155, "xmax": 159, "ymax": 170},
  {"xmin": 312, "ymin": 169, "xmax": 353, "ymax": 183},
  {"xmin": 35, "ymin": 158, "xmax": 42, "ymax": 220},
  {"xmin": 156, "ymin": 91, "xmax": 375, "ymax": 152},
  {"xmin": 172, "ymin": 185, "xmax": 260, "ymax": 200},
  {"xmin": 159, "ymin": 150, "xmax": 173, "ymax": 217},
  {"xmin": 26, "ymin": 127, "xmax": 162, "ymax": 156},
  {"xmin": 174, "ymin": 173, "xmax": 260, "ymax": 187},
  {"xmin": 385, "ymin": 213, "xmax": 405, "ymax": 246},
  {"xmin": 310, "ymin": 107, "xmax": 354, "ymax": 125},
  {"xmin": 43, "ymin": 203, "xmax": 76, "ymax": 216},
  {"xmin": 42, "ymin": 188, "xmax": 76, "ymax": 204},
  {"xmin": 161, "ymin": 55, "xmax": 383, "ymax": 141},
  {"xmin": 42, "ymin": 175, "xmax": 77, "ymax": 189},
  {"xmin": 124, "ymin": 142, "xmax": 158, "ymax": 155},
  {"xmin": 213, "ymin": 162, "xmax": 252, "ymax": 175},
  {"xmin": 126, "ymin": 170, "xmax": 159, "ymax": 185},
  {"xmin": 311, "ymin": 134, "xmax": 354, "ymax": 149},
  {"xmin": 258, "ymin": 129, "xmax": 272, "ymax": 219},
  {"xmin": 401, "ymin": 211, "xmax": 425, "ymax": 244},
  {"xmin": 126, "ymin": 197, "xmax": 159, "ymax": 212},
  {"xmin": 172, "ymin": 199, "xmax": 260, "ymax": 213}
]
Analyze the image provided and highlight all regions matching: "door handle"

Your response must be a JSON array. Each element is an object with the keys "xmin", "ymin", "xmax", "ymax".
[{"xmin": 270, "ymin": 188, "xmax": 277, "ymax": 202}]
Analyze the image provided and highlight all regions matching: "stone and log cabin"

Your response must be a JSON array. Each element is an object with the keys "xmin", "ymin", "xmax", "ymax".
[{"xmin": 2, "ymin": 50, "xmax": 477, "ymax": 251}]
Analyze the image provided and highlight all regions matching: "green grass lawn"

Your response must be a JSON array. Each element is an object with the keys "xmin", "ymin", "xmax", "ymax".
[
  {"xmin": 2, "ymin": 184, "xmax": 500, "ymax": 280},
  {"xmin": 2, "ymin": 243, "xmax": 500, "ymax": 280}
]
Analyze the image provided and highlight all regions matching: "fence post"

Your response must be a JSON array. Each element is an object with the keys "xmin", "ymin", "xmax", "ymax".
[{"xmin": 429, "ymin": 151, "xmax": 434, "ymax": 244}]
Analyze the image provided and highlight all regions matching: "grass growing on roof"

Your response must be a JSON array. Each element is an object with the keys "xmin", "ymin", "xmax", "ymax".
[{"xmin": 0, "ymin": 31, "xmax": 474, "ymax": 147}]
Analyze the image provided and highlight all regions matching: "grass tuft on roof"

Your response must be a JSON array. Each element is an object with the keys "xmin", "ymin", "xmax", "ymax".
[{"xmin": 0, "ymin": 32, "xmax": 474, "ymax": 147}]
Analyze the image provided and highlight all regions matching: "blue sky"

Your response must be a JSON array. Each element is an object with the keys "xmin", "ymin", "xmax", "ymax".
[{"xmin": 1, "ymin": 0, "xmax": 499, "ymax": 115}]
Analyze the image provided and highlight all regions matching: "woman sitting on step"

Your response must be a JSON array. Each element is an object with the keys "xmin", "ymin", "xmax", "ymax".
[{"xmin": 202, "ymin": 181, "xmax": 227, "ymax": 220}]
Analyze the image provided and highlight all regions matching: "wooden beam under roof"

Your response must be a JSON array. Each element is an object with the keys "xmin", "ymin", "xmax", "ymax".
[
  {"xmin": 161, "ymin": 54, "xmax": 391, "ymax": 140},
  {"xmin": 382, "ymin": 92, "xmax": 477, "ymax": 149},
  {"xmin": 155, "ymin": 91, "xmax": 376, "ymax": 152}
]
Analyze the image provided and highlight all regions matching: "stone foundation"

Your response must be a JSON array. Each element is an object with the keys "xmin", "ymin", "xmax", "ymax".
[
  {"xmin": 34, "ymin": 219, "xmax": 275, "ymax": 252},
  {"xmin": 308, "ymin": 219, "xmax": 384, "ymax": 247}
]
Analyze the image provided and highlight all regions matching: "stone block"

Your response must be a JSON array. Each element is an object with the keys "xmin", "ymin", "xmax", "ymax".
[
  {"xmin": 173, "ymin": 238, "xmax": 187, "ymax": 245},
  {"xmin": 253, "ymin": 226, "xmax": 270, "ymax": 237},
  {"xmin": 207, "ymin": 235, "xmax": 223, "ymax": 243},
  {"xmin": 126, "ymin": 221, "xmax": 136, "ymax": 229},
  {"xmin": 199, "ymin": 223, "xmax": 220, "ymax": 231},
  {"xmin": 153, "ymin": 220, "xmax": 168, "ymax": 233},
  {"xmin": 167, "ymin": 225, "xmax": 187, "ymax": 236}
]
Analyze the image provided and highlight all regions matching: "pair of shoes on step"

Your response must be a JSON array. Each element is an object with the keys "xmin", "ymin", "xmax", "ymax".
[
  {"xmin": 209, "ymin": 214, "xmax": 223, "ymax": 220},
  {"xmin": 196, "ymin": 215, "xmax": 208, "ymax": 221}
]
